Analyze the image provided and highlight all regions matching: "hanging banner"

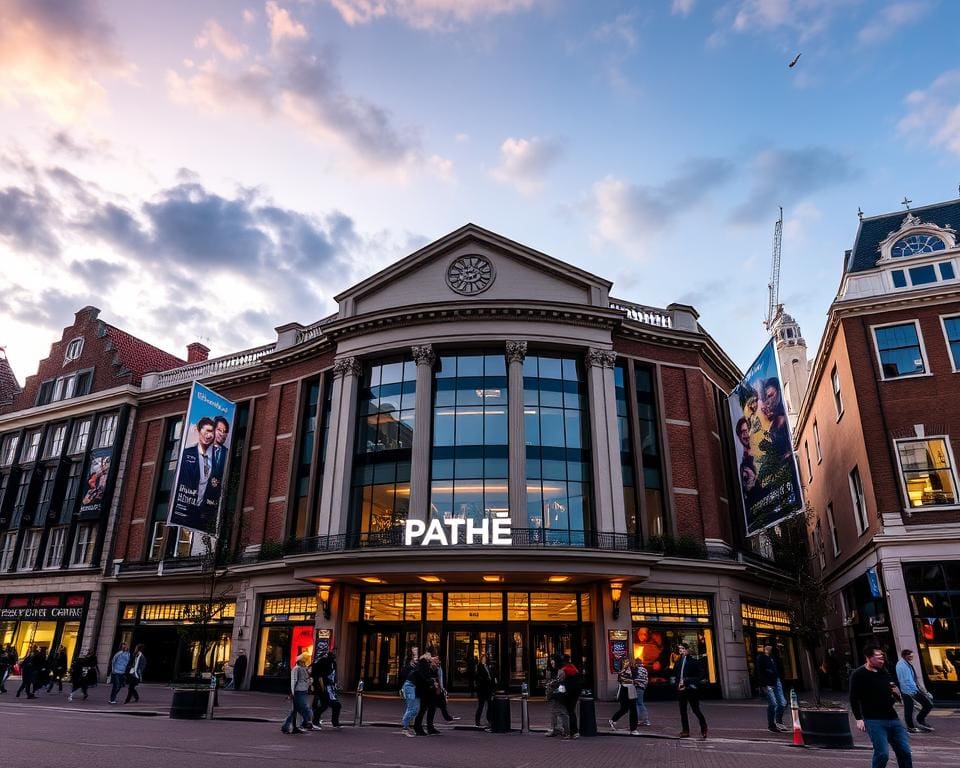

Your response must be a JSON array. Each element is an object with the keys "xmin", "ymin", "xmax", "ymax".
[
  {"xmin": 77, "ymin": 446, "xmax": 113, "ymax": 519},
  {"xmin": 167, "ymin": 381, "xmax": 236, "ymax": 534},
  {"xmin": 728, "ymin": 339, "xmax": 803, "ymax": 535}
]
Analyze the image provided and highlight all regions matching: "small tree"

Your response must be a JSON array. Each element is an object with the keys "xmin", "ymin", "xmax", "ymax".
[
  {"xmin": 178, "ymin": 533, "xmax": 231, "ymax": 681},
  {"xmin": 768, "ymin": 506, "xmax": 831, "ymax": 707}
]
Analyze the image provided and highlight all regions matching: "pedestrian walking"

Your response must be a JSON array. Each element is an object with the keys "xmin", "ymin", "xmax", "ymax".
[
  {"xmin": 896, "ymin": 649, "xmax": 934, "ymax": 734},
  {"xmin": 68, "ymin": 649, "xmax": 98, "ymax": 702},
  {"xmin": 281, "ymin": 652, "xmax": 314, "ymax": 734},
  {"xmin": 544, "ymin": 656, "xmax": 570, "ymax": 738},
  {"xmin": 123, "ymin": 644, "xmax": 146, "ymax": 703},
  {"xmin": 672, "ymin": 642, "xmax": 708, "ymax": 739},
  {"xmin": 633, "ymin": 658, "xmax": 650, "ymax": 726},
  {"xmin": 559, "ymin": 654, "xmax": 581, "ymax": 738},
  {"xmin": 399, "ymin": 650, "xmax": 419, "ymax": 737},
  {"xmin": 608, "ymin": 659, "xmax": 639, "ymax": 734},
  {"xmin": 756, "ymin": 644, "xmax": 788, "ymax": 733},
  {"xmin": 311, "ymin": 651, "xmax": 342, "ymax": 728},
  {"xmin": 474, "ymin": 653, "xmax": 496, "ymax": 729},
  {"xmin": 108, "ymin": 641, "xmax": 130, "ymax": 704},
  {"xmin": 432, "ymin": 656, "xmax": 460, "ymax": 722},
  {"xmin": 47, "ymin": 645, "xmax": 68, "ymax": 693},
  {"xmin": 16, "ymin": 646, "xmax": 37, "ymax": 699},
  {"xmin": 0, "ymin": 644, "xmax": 15, "ymax": 693},
  {"xmin": 851, "ymin": 644, "xmax": 913, "ymax": 768},
  {"xmin": 412, "ymin": 653, "xmax": 440, "ymax": 736},
  {"xmin": 229, "ymin": 649, "xmax": 248, "ymax": 690}
]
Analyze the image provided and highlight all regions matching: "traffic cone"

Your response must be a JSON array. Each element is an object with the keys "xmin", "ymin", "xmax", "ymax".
[
  {"xmin": 789, "ymin": 688, "xmax": 805, "ymax": 747},
  {"xmin": 792, "ymin": 716, "xmax": 804, "ymax": 746}
]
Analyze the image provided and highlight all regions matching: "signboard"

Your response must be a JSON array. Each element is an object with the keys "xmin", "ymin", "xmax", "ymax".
[
  {"xmin": 867, "ymin": 567, "xmax": 882, "ymax": 598},
  {"xmin": 168, "ymin": 381, "xmax": 236, "ymax": 534},
  {"xmin": 608, "ymin": 629, "xmax": 629, "ymax": 673},
  {"xmin": 728, "ymin": 339, "xmax": 803, "ymax": 535},
  {"xmin": 0, "ymin": 606, "xmax": 86, "ymax": 620},
  {"xmin": 77, "ymin": 446, "xmax": 113, "ymax": 519},
  {"xmin": 404, "ymin": 512, "xmax": 512, "ymax": 546},
  {"xmin": 315, "ymin": 628, "xmax": 333, "ymax": 660}
]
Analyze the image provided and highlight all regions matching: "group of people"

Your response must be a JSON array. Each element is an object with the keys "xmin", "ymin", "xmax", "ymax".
[
  {"xmin": 398, "ymin": 649, "xmax": 465, "ymax": 737},
  {"xmin": 281, "ymin": 650, "xmax": 343, "ymax": 734},
  {"xmin": 1, "ymin": 644, "xmax": 69, "ymax": 698}
]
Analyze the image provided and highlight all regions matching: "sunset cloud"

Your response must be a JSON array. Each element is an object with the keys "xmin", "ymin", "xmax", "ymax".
[{"xmin": 326, "ymin": 0, "xmax": 540, "ymax": 30}]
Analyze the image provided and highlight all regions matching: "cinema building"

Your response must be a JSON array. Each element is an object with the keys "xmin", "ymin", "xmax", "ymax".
[{"xmin": 104, "ymin": 225, "xmax": 797, "ymax": 697}]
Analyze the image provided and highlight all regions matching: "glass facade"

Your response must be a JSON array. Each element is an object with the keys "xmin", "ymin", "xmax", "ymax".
[
  {"xmin": 430, "ymin": 352, "xmax": 508, "ymax": 523},
  {"xmin": 634, "ymin": 364, "xmax": 666, "ymax": 538},
  {"xmin": 615, "ymin": 363, "xmax": 640, "ymax": 537},
  {"xmin": 523, "ymin": 353, "xmax": 592, "ymax": 543},
  {"xmin": 903, "ymin": 562, "xmax": 960, "ymax": 693},
  {"xmin": 148, "ymin": 417, "xmax": 185, "ymax": 560},
  {"xmin": 351, "ymin": 357, "xmax": 415, "ymax": 540},
  {"xmin": 740, "ymin": 602, "xmax": 799, "ymax": 687}
]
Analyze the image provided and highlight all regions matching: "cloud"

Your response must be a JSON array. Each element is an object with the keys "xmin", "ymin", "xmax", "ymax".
[
  {"xmin": 266, "ymin": 1, "xmax": 308, "ymax": 46},
  {"xmin": 898, "ymin": 70, "xmax": 960, "ymax": 156},
  {"xmin": 593, "ymin": 157, "xmax": 735, "ymax": 253},
  {"xmin": 195, "ymin": 19, "xmax": 249, "ymax": 61},
  {"xmin": 710, "ymin": 0, "xmax": 847, "ymax": 43},
  {"xmin": 0, "ymin": 0, "xmax": 128, "ymax": 120},
  {"xmin": 592, "ymin": 11, "xmax": 641, "ymax": 48},
  {"xmin": 0, "ymin": 184, "xmax": 61, "ymax": 257},
  {"xmin": 730, "ymin": 147, "xmax": 858, "ymax": 224},
  {"xmin": 858, "ymin": 2, "xmax": 931, "ymax": 45},
  {"xmin": 671, "ymin": 0, "xmax": 696, "ymax": 15},
  {"xmin": 326, "ymin": 0, "xmax": 540, "ymax": 30},
  {"xmin": 491, "ymin": 136, "xmax": 563, "ymax": 194}
]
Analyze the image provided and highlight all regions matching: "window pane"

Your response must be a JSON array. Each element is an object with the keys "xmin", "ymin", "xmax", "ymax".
[
  {"xmin": 908, "ymin": 264, "xmax": 937, "ymax": 285},
  {"xmin": 875, "ymin": 324, "xmax": 924, "ymax": 377},
  {"xmin": 940, "ymin": 262, "xmax": 956, "ymax": 280},
  {"xmin": 892, "ymin": 270, "xmax": 907, "ymax": 288}
]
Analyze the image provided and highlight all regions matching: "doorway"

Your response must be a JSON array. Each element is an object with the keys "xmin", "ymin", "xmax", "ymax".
[{"xmin": 447, "ymin": 629, "xmax": 500, "ymax": 691}]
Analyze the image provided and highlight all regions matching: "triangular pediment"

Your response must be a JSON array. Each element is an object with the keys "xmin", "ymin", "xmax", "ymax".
[{"xmin": 335, "ymin": 224, "xmax": 611, "ymax": 318}]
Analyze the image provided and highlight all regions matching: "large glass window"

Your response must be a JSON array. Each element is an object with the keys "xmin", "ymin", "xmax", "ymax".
[
  {"xmin": 943, "ymin": 316, "xmax": 960, "ymax": 371},
  {"xmin": 430, "ymin": 353, "xmax": 508, "ymax": 524},
  {"xmin": 148, "ymin": 417, "xmax": 184, "ymax": 560},
  {"xmin": 351, "ymin": 357, "xmax": 415, "ymax": 541},
  {"xmin": 629, "ymin": 594, "xmax": 717, "ymax": 689},
  {"xmin": 291, "ymin": 377, "xmax": 321, "ymax": 539},
  {"xmin": 903, "ymin": 563, "xmax": 960, "ymax": 687},
  {"xmin": 615, "ymin": 363, "xmax": 639, "ymax": 537},
  {"xmin": 896, "ymin": 438, "xmax": 957, "ymax": 508},
  {"xmin": 524, "ymin": 353, "xmax": 592, "ymax": 544},
  {"xmin": 635, "ymin": 364, "xmax": 666, "ymax": 538},
  {"xmin": 873, "ymin": 322, "xmax": 926, "ymax": 379}
]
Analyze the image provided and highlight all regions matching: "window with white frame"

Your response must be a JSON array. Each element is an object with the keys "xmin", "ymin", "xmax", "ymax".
[
  {"xmin": 849, "ymin": 465, "xmax": 868, "ymax": 534},
  {"xmin": 943, "ymin": 315, "xmax": 960, "ymax": 372},
  {"xmin": 0, "ymin": 531, "xmax": 16, "ymax": 571},
  {"xmin": 17, "ymin": 528, "xmax": 40, "ymax": 571},
  {"xmin": 895, "ymin": 437, "xmax": 957, "ymax": 508},
  {"xmin": 0, "ymin": 434, "xmax": 16, "ymax": 466},
  {"xmin": 889, "ymin": 261, "xmax": 956, "ymax": 290},
  {"xmin": 873, "ymin": 321, "xmax": 928, "ymax": 379},
  {"xmin": 10, "ymin": 473, "xmax": 31, "ymax": 526},
  {"xmin": 65, "ymin": 337, "xmax": 84, "ymax": 362},
  {"xmin": 44, "ymin": 423, "xmax": 68, "ymax": 459},
  {"xmin": 69, "ymin": 419, "xmax": 91, "ymax": 454},
  {"xmin": 21, "ymin": 430, "xmax": 42, "ymax": 463},
  {"xmin": 826, "ymin": 502, "xmax": 840, "ymax": 556},
  {"xmin": 148, "ymin": 521, "xmax": 193, "ymax": 561},
  {"xmin": 805, "ymin": 441, "xmax": 813, "ymax": 483},
  {"xmin": 71, "ymin": 523, "xmax": 96, "ymax": 567},
  {"xmin": 831, "ymin": 366, "xmax": 843, "ymax": 417},
  {"xmin": 44, "ymin": 526, "xmax": 67, "ymax": 569},
  {"xmin": 51, "ymin": 370, "xmax": 93, "ymax": 402},
  {"xmin": 813, "ymin": 421, "xmax": 822, "ymax": 462},
  {"xmin": 94, "ymin": 412, "xmax": 118, "ymax": 448}
]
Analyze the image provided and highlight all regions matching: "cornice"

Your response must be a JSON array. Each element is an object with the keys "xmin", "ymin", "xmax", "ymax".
[
  {"xmin": 0, "ymin": 385, "xmax": 139, "ymax": 429},
  {"xmin": 615, "ymin": 322, "xmax": 743, "ymax": 386}
]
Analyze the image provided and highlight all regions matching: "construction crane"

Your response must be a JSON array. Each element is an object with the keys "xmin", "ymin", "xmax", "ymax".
[{"xmin": 764, "ymin": 206, "xmax": 783, "ymax": 332}]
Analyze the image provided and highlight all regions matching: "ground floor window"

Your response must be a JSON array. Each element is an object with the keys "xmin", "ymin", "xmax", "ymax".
[
  {"xmin": 0, "ymin": 593, "xmax": 88, "ymax": 664},
  {"xmin": 253, "ymin": 594, "xmax": 317, "ymax": 688},
  {"xmin": 740, "ymin": 602, "xmax": 800, "ymax": 688},
  {"xmin": 629, "ymin": 593, "xmax": 719, "ymax": 699},
  {"xmin": 903, "ymin": 561, "xmax": 960, "ymax": 690}
]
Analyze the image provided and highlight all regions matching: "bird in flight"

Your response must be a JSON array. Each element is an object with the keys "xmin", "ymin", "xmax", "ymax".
[{"xmin": 788, "ymin": 53, "xmax": 802, "ymax": 68}]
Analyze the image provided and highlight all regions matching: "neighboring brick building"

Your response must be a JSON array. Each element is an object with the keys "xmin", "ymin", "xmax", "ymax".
[
  {"xmin": 795, "ymin": 200, "xmax": 960, "ymax": 700},
  {"xmin": 0, "ymin": 307, "xmax": 187, "ymax": 663},
  {"xmin": 101, "ymin": 224, "xmax": 796, "ymax": 699}
]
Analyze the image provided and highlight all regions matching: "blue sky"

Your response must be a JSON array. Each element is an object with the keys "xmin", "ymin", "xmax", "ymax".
[{"xmin": 2, "ymin": 0, "xmax": 960, "ymax": 381}]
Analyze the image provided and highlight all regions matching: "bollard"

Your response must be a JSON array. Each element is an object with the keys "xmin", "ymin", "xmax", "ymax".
[
  {"xmin": 520, "ymin": 682, "xmax": 529, "ymax": 733},
  {"xmin": 353, "ymin": 679, "xmax": 364, "ymax": 727},
  {"xmin": 578, "ymin": 693, "xmax": 597, "ymax": 737},
  {"xmin": 205, "ymin": 673, "xmax": 217, "ymax": 721}
]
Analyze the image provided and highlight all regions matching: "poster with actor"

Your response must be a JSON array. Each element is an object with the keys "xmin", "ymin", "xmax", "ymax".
[
  {"xmin": 168, "ymin": 381, "xmax": 236, "ymax": 534},
  {"xmin": 727, "ymin": 339, "xmax": 803, "ymax": 535},
  {"xmin": 77, "ymin": 447, "xmax": 113, "ymax": 518}
]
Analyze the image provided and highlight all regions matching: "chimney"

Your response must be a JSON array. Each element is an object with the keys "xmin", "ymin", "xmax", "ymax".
[{"xmin": 187, "ymin": 342, "xmax": 210, "ymax": 364}]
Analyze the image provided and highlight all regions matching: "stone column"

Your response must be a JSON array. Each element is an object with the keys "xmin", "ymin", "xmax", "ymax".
[
  {"xmin": 506, "ymin": 341, "xmax": 528, "ymax": 530},
  {"xmin": 879, "ymin": 553, "xmax": 916, "ymax": 665},
  {"xmin": 585, "ymin": 348, "xmax": 627, "ymax": 534},
  {"xmin": 316, "ymin": 356, "xmax": 362, "ymax": 537},
  {"xmin": 408, "ymin": 344, "xmax": 436, "ymax": 523}
]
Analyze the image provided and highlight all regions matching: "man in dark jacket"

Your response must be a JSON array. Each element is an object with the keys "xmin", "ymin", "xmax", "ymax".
[
  {"xmin": 850, "ymin": 644, "xmax": 913, "ymax": 768},
  {"xmin": 311, "ymin": 651, "xmax": 342, "ymax": 728},
  {"xmin": 474, "ymin": 653, "xmax": 496, "ymax": 728},
  {"xmin": 672, "ymin": 643, "xmax": 707, "ymax": 739},
  {"xmin": 412, "ymin": 655, "xmax": 440, "ymax": 736},
  {"xmin": 16, "ymin": 647, "xmax": 37, "ymax": 698},
  {"xmin": 756, "ymin": 644, "xmax": 788, "ymax": 732}
]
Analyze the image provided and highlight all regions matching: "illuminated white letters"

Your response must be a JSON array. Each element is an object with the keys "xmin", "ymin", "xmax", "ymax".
[{"xmin": 403, "ymin": 514, "xmax": 512, "ymax": 546}]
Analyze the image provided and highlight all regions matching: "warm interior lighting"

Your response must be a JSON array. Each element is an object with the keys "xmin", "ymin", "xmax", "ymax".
[
  {"xmin": 610, "ymin": 582, "xmax": 623, "ymax": 619},
  {"xmin": 418, "ymin": 575, "xmax": 442, "ymax": 583},
  {"xmin": 361, "ymin": 576, "xmax": 385, "ymax": 583},
  {"xmin": 318, "ymin": 585, "xmax": 331, "ymax": 603},
  {"xmin": 548, "ymin": 575, "xmax": 571, "ymax": 583},
  {"xmin": 482, "ymin": 575, "xmax": 502, "ymax": 582}
]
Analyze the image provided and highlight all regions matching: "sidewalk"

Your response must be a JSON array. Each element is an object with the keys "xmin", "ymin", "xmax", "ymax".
[{"xmin": 5, "ymin": 684, "xmax": 958, "ymax": 749}]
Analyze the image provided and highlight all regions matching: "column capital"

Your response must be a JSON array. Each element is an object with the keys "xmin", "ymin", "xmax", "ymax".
[
  {"xmin": 411, "ymin": 344, "xmax": 436, "ymax": 367},
  {"xmin": 585, "ymin": 348, "xmax": 617, "ymax": 369},
  {"xmin": 333, "ymin": 356, "xmax": 362, "ymax": 378},
  {"xmin": 505, "ymin": 340, "xmax": 528, "ymax": 364}
]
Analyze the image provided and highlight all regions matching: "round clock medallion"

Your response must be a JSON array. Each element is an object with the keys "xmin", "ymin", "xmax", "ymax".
[{"xmin": 446, "ymin": 255, "xmax": 496, "ymax": 295}]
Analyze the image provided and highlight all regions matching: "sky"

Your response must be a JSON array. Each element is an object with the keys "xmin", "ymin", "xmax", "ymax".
[{"xmin": 2, "ymin": 0, "xmax": 960, "ymax": 383}]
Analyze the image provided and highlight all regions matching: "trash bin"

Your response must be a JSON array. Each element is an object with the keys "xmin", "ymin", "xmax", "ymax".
[
  {"xmin": 489, "ymin": 695, "xmax": 512, "ymax": 732},
  {"xmin": 578, "ymin": 695, "xmax": 597, "ymax": 737},
  {"xmin": 170, "ymin": 688, "xmax": 207, "ymax": 719}
]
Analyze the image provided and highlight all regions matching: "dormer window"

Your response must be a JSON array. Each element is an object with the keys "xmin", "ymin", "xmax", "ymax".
[
  {"xmin": 891, "ymin": 233, "xmax": 946, "ymax": 258},
  {"xmin": 64, "ymin": 337, "xmax": 84, "ymax": 363}
]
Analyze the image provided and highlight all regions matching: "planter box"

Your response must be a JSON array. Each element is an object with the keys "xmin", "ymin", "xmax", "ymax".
[
  {"xmin": 170, "ymin": 688, "xmax": 208, "ymax": 720},
  {"xmin": 799, "ymin": 708, "xmax": 854, "ymax": 749}
]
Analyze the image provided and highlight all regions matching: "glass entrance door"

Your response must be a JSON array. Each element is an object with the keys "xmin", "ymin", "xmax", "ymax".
[
  {"xmin": 448, "ymin": 629, "xmax": 500, "ymax": 692},
  {"xmin": 532, "ymin": 627, "xmax": 574, "ymax": 693},
  {"xmin": 359, "ymin": 627, "xmax": 402, "ymax": 689}
]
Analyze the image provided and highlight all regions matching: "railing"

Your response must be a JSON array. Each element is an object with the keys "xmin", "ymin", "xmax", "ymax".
[
  {"xmin": 115, "ymin": 555, "xmax": 206, "ymax": 575},
  {"xmin": 608, "ymin": 298, "xmax": 672, "ymax": 328},
  {"xmin": 148, "ymin": 343, "xmax": 276, "ymax": 389},
  {"xmin": 296, "ymin": 313, "xmax": 339, "ymax": 344}
]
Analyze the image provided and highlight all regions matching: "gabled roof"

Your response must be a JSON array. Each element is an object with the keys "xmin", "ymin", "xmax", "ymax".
[
  {"xmin": 847, "ymin": 198, "xmax": 960, "ymax": 274},
  {"xmin": 104, "ymin": 324, "xmax": 185, "ymax": 380},
  {"xmin": 0, "ymin": 351, "xmax": 20, "ymax": 405}
]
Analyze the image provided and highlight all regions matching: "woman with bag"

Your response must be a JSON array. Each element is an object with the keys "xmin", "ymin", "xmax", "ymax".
[
  {"xmin": 544, "ymin": 656, "xmax": 570, "ymax": 738},
  {"xmin": 608, "ymin": 659, "xmax": 639, "ymax": 734},
  {"xmin": 68, "ymin": 649, "xmax": 98, "ymax": 702}
]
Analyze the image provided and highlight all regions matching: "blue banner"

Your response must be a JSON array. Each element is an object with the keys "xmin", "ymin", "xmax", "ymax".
[
  {"xmin": 728, "ymin": 339, "xmax": 803, "ymax": 535},
  {"xmin": 167, "ymin": 381, "xmax": 236, "ymax": 534}
]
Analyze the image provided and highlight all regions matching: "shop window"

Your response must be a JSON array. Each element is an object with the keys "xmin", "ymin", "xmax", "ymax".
[
  {"xmin": 68, "ymin": 419, "xmax": 91, "ymax": 455},
  {"xmin": 257, "ymin": 595, "xmax": 316, "ymax": 678},
  {"xmin": 895, "ymin": 437, "xmax": 958, "ymax": 508},
  {"xmin": 363, "ymin": 592, "xmax": 406, "ymax": 621},
  {"xmin": 426, "ymin": 592, "xmax": 443, "ymax": 621},
  {"xmin": 0, "ymin": 434, "xmax": 18, "ymax": 466},
  {"xmin": 872, "ymin": 321, "xmax": 927, "ymax": 379},
  {"xmin": 446, "ymin": 592, "xmax": 504, "ymax": 621},
  {"xmin": 508, "ymin": 592, "xmax": 530, "ymax": 620},
  {"xmin": 529, "ymin": 592, "xmax": 579, "ymax": 621},
  {"xmin": 903, "ymin": 562, "xmax": 960, "ymax": 684}
]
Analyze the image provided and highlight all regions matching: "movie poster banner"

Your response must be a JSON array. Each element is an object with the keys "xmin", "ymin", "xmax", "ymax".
[
  {"xmin": 77, "ymin": 446, "xmax": 113, "ymax": 519},
  {"xmin": 168, "ymin": 381, "xmax": 236, "ymax": 534},
  {"xmin": 728, "ymin": 339, "xmax": 803, "ymax": 535}
]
